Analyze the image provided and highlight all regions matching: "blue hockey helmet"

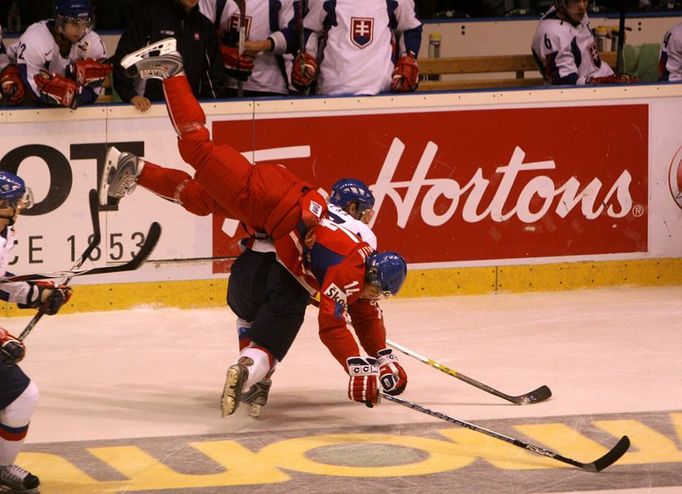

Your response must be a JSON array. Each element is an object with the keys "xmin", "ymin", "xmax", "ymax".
[
  {"xmin": 329, "ymin": 178, "xmax": 375, "ymax": 214},
  {"xmin": 366, "ymin": 251, "xmax": 407, "ymax": 297},
  {"xmin": 55, "ymin": 0, "xmax": 93, "ymax": 24},
  {"xmin": 0, "ymin": 171, "xmax": 32, "ymax": 225}
]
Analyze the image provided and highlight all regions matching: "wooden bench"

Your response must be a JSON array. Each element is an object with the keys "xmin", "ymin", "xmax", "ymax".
[{"xmin": 417, "ymin": 51, "xmax": 618, "ymax": 91}]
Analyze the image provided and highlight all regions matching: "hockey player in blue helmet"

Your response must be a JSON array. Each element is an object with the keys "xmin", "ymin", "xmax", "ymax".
[
  {"xmin": 366, "ymin": 251, "xmax": 408, "ymax": 298},
  {"xmin": 0, "ymin": 171, "xmax": 72, "ymax": 494},
  {"xmin": 329, "ymin": 178, "xmax": 376, "ymax": 224},
  {"xmin": 54, "ymin": 0, "xmax": 93, "ymax": 41}
]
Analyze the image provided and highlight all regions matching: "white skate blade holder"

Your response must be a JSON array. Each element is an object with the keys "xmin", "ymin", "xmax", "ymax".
[{"xmin": 121, "ymin": 37, "xmax": 178, "ymax": 70}]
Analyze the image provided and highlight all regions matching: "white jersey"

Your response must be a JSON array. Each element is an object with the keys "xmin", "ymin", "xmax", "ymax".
[
  {"xmin": 326, "ymin": 203, "xmax": 377, "ymax": 250},
  {"xmin": 0, "ymin": 227, "xmax": 31, "ymax": 305},
  {"xmin": 199, "ymin": 0, "xmax": 296, "ymax": 95},
  {"xmin": 660, "ymin": 22, "xmax": 682, "ymax": 82},
  {"xmin": 7, "ymin": 20, "xmax": 106, "ymax": 99},
  {"xmin": 531, "ymin": 7, "xmax": 613, "ymax": 85},
  {"xmin": 303, "ymin": 0, "xmax": 421, "ymax": 95}
]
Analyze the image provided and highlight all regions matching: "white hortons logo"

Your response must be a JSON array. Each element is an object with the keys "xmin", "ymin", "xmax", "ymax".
[{"xmin": 371, "ymin": 138, "xmax": 634, "ymax": 228}]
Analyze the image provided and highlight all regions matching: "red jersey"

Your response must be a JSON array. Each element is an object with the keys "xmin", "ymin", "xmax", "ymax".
[{"xmin": 275, "ymin": 218, "xmax": 387, "ymax": 369}]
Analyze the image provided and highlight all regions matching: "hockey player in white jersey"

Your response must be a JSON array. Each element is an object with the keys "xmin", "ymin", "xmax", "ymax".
[
  {"xmin": 659, "ymin": 22, "xmax": 682, "ymax": 82},
  {"xmin": 291, "ymin": 0, "xmax": 422, "ymax": 95},
  {"xmin": 4, "ymin": 0, "xmax": 111, "ymax": 108},
  {"xmin": 531, "ymin": 0, "xmax": 632, "ymax": 85},
  {"xmin": 199, "ymin": 0, "xmax": 300, "ymax": 96},
  {"xmin": 0, "ymin": 171, "xmax": 72, "ymax": 493}
]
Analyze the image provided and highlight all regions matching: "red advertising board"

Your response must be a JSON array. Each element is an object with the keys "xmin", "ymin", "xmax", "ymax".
[{"xmin": 211, "ymin": 104, "xmax": 648, "ymax": 270}]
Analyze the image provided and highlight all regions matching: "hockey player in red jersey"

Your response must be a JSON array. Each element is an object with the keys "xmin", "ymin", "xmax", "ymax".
[{"xmin": 101, "ymin": 37, "xmax": 408, "ymax": 415}]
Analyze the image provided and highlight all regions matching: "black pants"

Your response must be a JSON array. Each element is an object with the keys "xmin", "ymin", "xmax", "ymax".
[
  {"xmin": 0, "ymin": 364, "xmax": 30, "ymax": 410},
  {"xmin": 227, "ymin": 249, "xmax": 310, "ymax": 362}
]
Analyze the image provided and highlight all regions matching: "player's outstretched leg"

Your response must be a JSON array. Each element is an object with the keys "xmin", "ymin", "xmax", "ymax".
[
  {"xmin": 242, "ymin": 377, "xmax": 273, "ymax": 418},
  {"xmin": 120, "ymin": 37, "xmax": 184, "ymax": 80},
  {"xmin": 0, "ymin": 464, "xmax": 40, "ymax": 493},
  {"xmin": 99, "ymin": 146, "xmax": 144, "ymax": 205}
]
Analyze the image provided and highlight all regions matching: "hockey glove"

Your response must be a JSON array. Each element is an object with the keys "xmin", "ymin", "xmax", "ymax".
[
  {"xmin": 220, "ymin": 46, "xmax": 254, "ymax": 82},
  {"xmin": 347, "ymin": 356, "xmax": 380, "ymax": 408},
  {"xmin": 0, "ymin": 328, "xmax": 25, "ymax": 366},
  {"xmin": 376, "ymin": 348, "xmax": 408, "ymax": 395},
  {"xmin": 67, "ymin": 58, "xmax": 112, "ymax": 88},
  {"xmin": 18, "ymin": 281, "xmax": 73, "ymax": 315},
  {"xmin": 391, "ymin": 53, "xmax": 419, "ymax": 92},
  {"xmin": 586, "ymin": 74, "xmax": 639, "ymax": 84},
  {"xmin": 291, "ymin": 52, "xmax": 317, "ymax": 93},
  {"xmin": 34, "ymin": 71, "xmax": 80, "ymax": 108},
  {"xmin": 0, "ymin": 65, "xmax": 27, "ymax": 105}
]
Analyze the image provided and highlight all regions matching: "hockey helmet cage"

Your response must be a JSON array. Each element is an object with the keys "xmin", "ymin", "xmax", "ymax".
[
  {"xmin": 329, "ymin": 178, "xmax": 375, "ymax": 213},
  {"xmin": 366, "ymin": 251, "xmax": 407, "ymax": 297}
]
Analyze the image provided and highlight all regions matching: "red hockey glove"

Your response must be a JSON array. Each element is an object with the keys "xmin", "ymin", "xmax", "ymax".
[
  {"xmin": 291, "ymin": 52, "xmax": 317, "ymax": 92},
  {"xmin": 0, "ymin": 65, "xmax": 27, "ymax": 105},
  {"xmin": 376, "ymin": 348, "xmax": 407, "ymax": 395},
  {"xmin": 18, "ymin": 281, "xmax": 73, "ymax": 315},
  {"xmin": 586, "ymin": 74, "xmax": 639, "ymax": 84},
  {"xmin": 34, "ymin": 71, "xmax": 80, "ymax": 108},
  {"xmin": 68, "ymin": 58, "xmax": 112, "ymax": 87},
  {"xmin": 299, "ymin": 189, "xmax": 326, "ymax": 230},
  {"xmin": 220, "ymin": 45, "xmax": 254, "ymax": 82},
  {"xmin": 347, "ymin": 356, "xmax": 380, "ymax": 408},
  {"xmin": 0, "ymin": 328, "xmax": 25, "ymax": 366},
  {"xmin": 391, "ymin": 53, "xmax": 419, "ymax": 92}
]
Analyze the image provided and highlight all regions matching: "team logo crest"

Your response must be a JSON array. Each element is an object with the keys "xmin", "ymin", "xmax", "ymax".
[
  {"xmin": 587, "ymin": 41, "xmax": 602, "ymax": 68},
  {"xmin": 229, "ymin": 14, "xmax": 252, "ymax": 39},
  {"xmin": 350, "ymin": 17, "xmax": 373, "ymax": 48},
  {"xmin": 668, "ymin": 145, "xmax": 682, "ymax": 209}
]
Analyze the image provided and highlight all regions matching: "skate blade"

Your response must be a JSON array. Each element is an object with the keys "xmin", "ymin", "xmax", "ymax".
[
  {"xmin": 121, "ymin": 38, "xmax": 177, "ymax": 69},
  {"xmin": 220, "ymin": 367, "xmax": 242, "ymax": 417},
  {"xmin": 247, "ymin": 403, "xmax": 263, "ymax": 418},
  {"xmin": 99, "ymin": 146, "xmax": 121, "ymax": 205}
]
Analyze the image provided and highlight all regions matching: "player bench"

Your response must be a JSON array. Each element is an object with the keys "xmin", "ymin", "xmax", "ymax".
[{"xmin": 417, "ymin": 51, "xmax": 618, "ymax": 91}]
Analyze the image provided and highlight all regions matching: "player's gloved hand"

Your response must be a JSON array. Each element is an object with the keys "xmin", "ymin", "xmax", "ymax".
[
  {"xmin": 19, "ymin": 281, "xmax": 73, "ymax": 315},
  {"xmin": 391, "ymin": 53, "xmax": 419, "ymax": 92},
  {"xmin": 291, "ymin": 52, "xmax": 317, "ymax": 92},
  {"xmin": 376, "ymin": 348, "xmax": 407, "ymax": 395},
  {"xmin": 67, "ymin": 58, "xmax": 112, "ymax": 87},
  {"xmin": 586, "ymin": 74, "xmax": 639, "ymax": 84},
  {"xmin": 347, "ymin": 356, "xmax": 380, "ymax": 408},
  {"xmin": 0, "ymin": 328, "xmax": 25, "ymax": 366},
  {"xmin": 299, "ymin": 189, "xmax": 326, "ymax": 229},
  {"xmin": 220, "ymin": 45, "xmax": 254, "ymax": 82},
  {"xmin": 0, "ymin": 65, "xmax": 27, "ymax": 105},
  {"xmin": 34, "ymin": 71, "xmax": 80, "ymax": 108}
]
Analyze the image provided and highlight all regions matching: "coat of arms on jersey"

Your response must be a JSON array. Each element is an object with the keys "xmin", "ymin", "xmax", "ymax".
[
  {"xmin": 350, "ymin": 17, "xmax": 374, "ymax": 48},
  {"xmin": 587, "ymin": 41, "xmax": 602, "ymax": 68},
  {"xmin": 229, "ymin": 14, "xmax": 251, "ymax": 39}
]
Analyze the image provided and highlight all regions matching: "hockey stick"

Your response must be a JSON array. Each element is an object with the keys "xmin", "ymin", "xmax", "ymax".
[
  {"xmin": 235, "ymin": 0, "xmax": 246, "ymax": 97},
  {"xmin": 386, "ymin": 338, "xmax": 552, "ymax": 405},
  {"xmin": 19, "ymin": 189, "xmax": 102, "ymax": 341},
  {"xmin": 5, "ymin": 221, "xmax": 162, "ymax": 284},
  {"xmin": 381, "ymin": 392, "xmax": 630, "ymax": 472},
  {"xmin": 616, "ymin": 0, "xmax": 627, "ymax": 76}
]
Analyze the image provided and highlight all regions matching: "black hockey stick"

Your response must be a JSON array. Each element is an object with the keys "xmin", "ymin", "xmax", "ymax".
[
  {"xmin": 381, "ymin": 392, "xmax": 630, "ymax": 472},
  {"xmin": 616, "ymin": 0, "xmax": 627, "ymax": 76},
  {"xmin": 386, "ymin": 338, "xmax": 551, "ymax": 405},
  {"xmin": 6, "ymin": 221, "xmax": 161, "ymax": 284},
  {"xmin": 19, "ymin": 189, "xmax": 102, "ymax": 341},
  {"xmin": 235, "ymin": 0, "xmax": 246, "ymax": 97}
]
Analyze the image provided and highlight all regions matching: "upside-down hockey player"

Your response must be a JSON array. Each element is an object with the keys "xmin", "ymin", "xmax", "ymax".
[{"xmin": 99, "ymin": 37, "xmax": 408, "ymax": 416}]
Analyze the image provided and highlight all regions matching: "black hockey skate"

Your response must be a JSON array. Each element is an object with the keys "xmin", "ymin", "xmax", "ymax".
[
  {"xmin": 0, "ymin": 464, "xmax": 40, "ymax": 493},
  {"xmin": 242, "ymin": 377, "xmax": 272, "ymax": 418},
  {"xmin": 221, "ymin": 357, "xmax": 251, "ymax": 417}
]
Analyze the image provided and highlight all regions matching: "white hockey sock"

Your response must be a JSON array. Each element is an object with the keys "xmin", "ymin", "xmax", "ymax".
[
  {"xmin": 240, "ymin": 346, "xmax": 278, "ymax": 390},
  {"xmin": 0, "ymin": 382, "xmax": 38, "ymax": 465}
]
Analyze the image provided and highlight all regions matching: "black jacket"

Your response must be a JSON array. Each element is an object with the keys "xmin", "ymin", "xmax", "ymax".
[{"xmin": 112, "ymin": 0, "xmax": 225, "ymax": 102}]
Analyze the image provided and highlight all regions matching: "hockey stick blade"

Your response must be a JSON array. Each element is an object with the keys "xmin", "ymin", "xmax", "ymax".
[
  {"xmin": 381, "ymin": 393, "xmax": 630, "ymax": 472},
  {"xmin": 7, "ymin": 222, "xmax": 161, "ymax": 284},
  {"xmin": 20, "ymin": 189, "xmax": 102, "ymax": 341},
  {"xmin": 386, "ymin": 338, "xmax": 552, "ymax": 405}
]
